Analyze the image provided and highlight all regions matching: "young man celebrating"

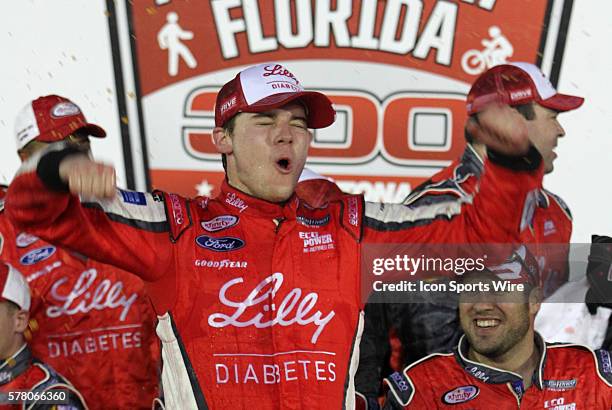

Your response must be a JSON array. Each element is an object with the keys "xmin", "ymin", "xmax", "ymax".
[
  {"xmin": 7, "ymin": 62, "xmax": 544, "ymax": 408},
  {"xmin": 0, "ymin": 262, "xmax": 87, "ymax": 409},
  {"xmin": 382, "ymin": 260, "xmax": 612, "ymax": 409}
]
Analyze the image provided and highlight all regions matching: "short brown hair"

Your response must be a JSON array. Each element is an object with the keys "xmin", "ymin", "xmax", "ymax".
[{"xmin": 221, "ymin": 115, "xmax": 239, "ymax": 172}]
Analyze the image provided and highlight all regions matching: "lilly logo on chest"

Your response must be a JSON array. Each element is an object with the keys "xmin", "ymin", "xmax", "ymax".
[{"xmin": 208, "ymin": 272, "xmax": 335, "ymax": 344}]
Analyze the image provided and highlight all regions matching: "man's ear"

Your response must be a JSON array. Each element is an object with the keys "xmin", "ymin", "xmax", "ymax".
[
  {"xmin": 528, "ymin": 287, "xmax": 542, "ymax": 316},
  {"xmin": 13, "ymin": 310, "xmax": 29, "ymax": 333},
  {"xmin": 212, "ymin": 127, "xmax": 233, "ymax": 154},
  {"xmin": 17, "ymin": 150, "xmax": 28, "ymax": 162}
]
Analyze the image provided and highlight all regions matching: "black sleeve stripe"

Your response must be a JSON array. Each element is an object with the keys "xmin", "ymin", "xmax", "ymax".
[{"xmin": 83, "ymin": 202, "xmax": 169, "ymax": 233}]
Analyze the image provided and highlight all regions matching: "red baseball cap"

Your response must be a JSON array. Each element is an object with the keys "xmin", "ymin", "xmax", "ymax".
[
  {"xmin": 215, "ymin": 63, "xmax": 336, "ymax": 128},
  {"xmin": 14, "ymin": 95, "xmax": 106, "ymax": 151},
  {"xmin": 466, "ymin": 62, "xmax": 584, "ymax": 115},
  {"xmin": 488, "ymin": 245, "xmax": 540, "ymax": 288},
  {"xmin": 0, "ymin": 262, "xmax": 30, "ymax": 311}
]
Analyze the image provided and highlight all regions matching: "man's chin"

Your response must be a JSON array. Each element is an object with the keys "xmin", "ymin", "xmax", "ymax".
[{"xmin": 261, "ymin": 187, "xmax": 295, "ymax": 203}]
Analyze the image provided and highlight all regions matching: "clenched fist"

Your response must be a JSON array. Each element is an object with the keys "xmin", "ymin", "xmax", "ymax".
[
  {"xmin": 59, "ymin": 155, "xmax": 116, "ymax": 199},
  {"xmin": 466, "ymin": 104, "xmax": 530, "ymax": 156}
]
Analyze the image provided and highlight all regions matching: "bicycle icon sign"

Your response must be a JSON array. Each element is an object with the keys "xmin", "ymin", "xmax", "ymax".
[{"xmin": 461, "ymin": 26, "xmax": 514, "ymax": 75}]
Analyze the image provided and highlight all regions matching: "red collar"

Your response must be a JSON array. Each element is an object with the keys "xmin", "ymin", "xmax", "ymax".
[{"xmin": 217, "ymin": 180, "xmax": 298, "ymax": 219}]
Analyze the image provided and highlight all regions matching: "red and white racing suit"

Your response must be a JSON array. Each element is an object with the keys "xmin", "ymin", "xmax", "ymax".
[
  {"xmin": 0, "ymin": 187, "xmax": 159, "ymax": 409},
  {"xmin": 382, "ymin": 334, "xmax": 612, "ymax": 409},
  {"xmin": 5, "ymin": 143, "xmax": 543, "ymax": 409},
  {"xmin": 404, "ymin": 144, "xmax": 572, "ymax": 297}
]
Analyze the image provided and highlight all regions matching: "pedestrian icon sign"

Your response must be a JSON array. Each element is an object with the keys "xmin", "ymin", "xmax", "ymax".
[{"xmin": 157, "ymin": 11, "xmax": 197, "ymax": 76}]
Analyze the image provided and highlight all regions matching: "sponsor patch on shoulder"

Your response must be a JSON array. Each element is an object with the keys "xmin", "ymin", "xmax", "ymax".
[
  {"xmin": 120, "ymin": 189, "xmax": 147, "ymax": 205},
  {"xmin": 16, "ymin": 232, "xmax": 39, "ymax": 248},
  {"xmin": 442, "ymin": 385, "xmax": 479, "ymax": 404},
  {"xmin": 20, "ymin": 246, "xmax": 56, "ymax": 265},
  {"xmin": 599, "ymin": 350, "xmax": 612, "ymax": 374},
  {"xmin": 543, "ymin": 379, "xmax": 577, "ymax": 391},
  {"xmin": 196, "ymin": 235, "xmax": 245, "ymax": 252},
  {"xmin": 296, "ymin": 214, "xmax": 330, "ymax": 227},
  {"xmin": 201, "ymin": 215, "xmax": 239, "ymax": 232}
]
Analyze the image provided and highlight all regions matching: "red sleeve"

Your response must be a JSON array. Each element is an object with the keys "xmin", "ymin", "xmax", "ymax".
[
  {"xmin": 5, "ymin": 157, "xmax": 176, "ymax": 282},
  {"xmin": 363, "ymin": 158, "xmax": 543, "ymax": 245}
]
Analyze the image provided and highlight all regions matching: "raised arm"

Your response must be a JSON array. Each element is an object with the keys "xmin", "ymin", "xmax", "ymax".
[
  {"xmin": 364, "ymin": 103, "xmax": 543, "ymax": 245},
  {"xmin": 5, "ymin": 142, "xmax": 175, "ymax": 281}
]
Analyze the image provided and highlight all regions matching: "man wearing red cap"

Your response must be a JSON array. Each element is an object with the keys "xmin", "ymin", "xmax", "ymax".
[
  {"xmin": 381, "ymin": 255, "xmax": 612, "ymax": 409},
  {"xmin": 6, "ymin": 63, "xmax": 545, "ymax": 408},
  {"xmin": 0, "ymin": 95, "xmax": 159, "ymax": 409},
  {"xmin": 355, "ymin": 62, "xmax": 585, "ymax": 406},
  {"xmin": 0, "ymin": 262, "xmax": 87, "ymax": 409},
  {"xmin": 410, "ymin": 62, "xmax": 583, "ymax": 294}
]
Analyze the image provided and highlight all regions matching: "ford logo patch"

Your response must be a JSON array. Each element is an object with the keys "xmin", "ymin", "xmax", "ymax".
[
  {"xmin": 20, "ymin": 246, "xmax": 56, "ymax": 265},
  {"xmin": 442, "ymin": 385, "xmax": 479, "ymax": 404},
  {"xmin": 196, "ymin": 235, "xmax": 245, "ymax": 252}
]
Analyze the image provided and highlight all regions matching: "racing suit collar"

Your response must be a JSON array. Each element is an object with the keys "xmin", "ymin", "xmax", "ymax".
[
  {"xmin": 0, "ymin": 344, "xmax": 31, "ymax": 385},
  {"xmin": 458, "ymin": 143, "xmax": 485, "ymax": 180},
  {"xmin": 455, "ymin": 333, "xmax": 547, "ymax": 390},
  {"xmin": 460, "ymin": 145, "xmax": 549, "ymax": 208},
  {"xmin": 219, "ymin": 180, "xmax": 298, "ymax": 219}
]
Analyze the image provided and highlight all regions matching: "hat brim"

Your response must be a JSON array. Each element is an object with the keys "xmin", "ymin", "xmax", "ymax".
[
  {"xmin": 242, "ymin": 91, "xmax": 336, "ymax": 129},
  {"xmin": 35, "ymin": 121, "xmax": 106, "ymax": 144},
  {"xmin": 539, "ymin": 94, "xmax": 584, "ymax": 112},
  {"xmin": 78, "ymin": 123, "xmax": 107, "ymax": 138}
]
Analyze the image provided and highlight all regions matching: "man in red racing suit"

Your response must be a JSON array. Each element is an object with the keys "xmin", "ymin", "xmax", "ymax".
[
  {"xmin": 382, "ymin": 259, "xmax": 612, "ymax": 409},
  {"xmin": 0, "ymin": 262, "xmax": 87, "ymax": 410},
  {"xmin": 383, "ymin": 334, "xmax": 612, "ymax": 409},
  {"xmin": 0, "ymin": 95, "xmax": 159, "ymax": 409},
  {"xmin": 6, "ymin": 62, "xmax": 543, "ymax": 409}
]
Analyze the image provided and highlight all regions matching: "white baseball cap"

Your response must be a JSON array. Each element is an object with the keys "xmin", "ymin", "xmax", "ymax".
[
  {"xmin": 14, "ymin": 94, "xmax": 106, "ymax": 151},
  {"xmin": 0, "ymin": 262, "xmax": 31, "ymax": 311},
  {"xmin": 215, "ymin": 63, "xmax": 335, "ymax": 128}
]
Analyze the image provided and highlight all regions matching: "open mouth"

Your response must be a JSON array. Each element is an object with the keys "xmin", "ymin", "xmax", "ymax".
[
  {"xmin": 474, "ymin": 319, "xmax": 501, "ymax": 328},
  {"xmin": 275, "ymin": 157, "xmax": 292, "ymax": 174}
]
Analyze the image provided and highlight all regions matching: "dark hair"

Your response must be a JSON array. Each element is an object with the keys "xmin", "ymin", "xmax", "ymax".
[
  {"xmin": 515, "ymin": 103, "xmax": 536, "ymax": 120},
  {"xmin": 464, "ymin": 102, "xmax": 536, "ymax": 142},
  {"xmin": 3, "ymin": 300, "xmax": 21, "ymax": 313},
  {"xmin": 221, "ymin": 115, "xmax": 238, "ymax": 172}
]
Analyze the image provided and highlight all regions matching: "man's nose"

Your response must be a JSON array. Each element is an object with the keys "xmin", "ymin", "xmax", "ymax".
[
  {"xmin": 556, "ymin": 120, "xmax": 566, "ymax": 138},
  {"xmin": 273, "ymin": 121, "xmax": 293, "ymax": 144}
]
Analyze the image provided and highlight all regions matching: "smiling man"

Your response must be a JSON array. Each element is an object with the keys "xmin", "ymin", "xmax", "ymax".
[
  {"xmin": 382, "ymin": 255, "xmax": 612, "ymax": 409},
  {"xmin": 6, "ymin": 62, "xmax": 547, "ymax": 409}
]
